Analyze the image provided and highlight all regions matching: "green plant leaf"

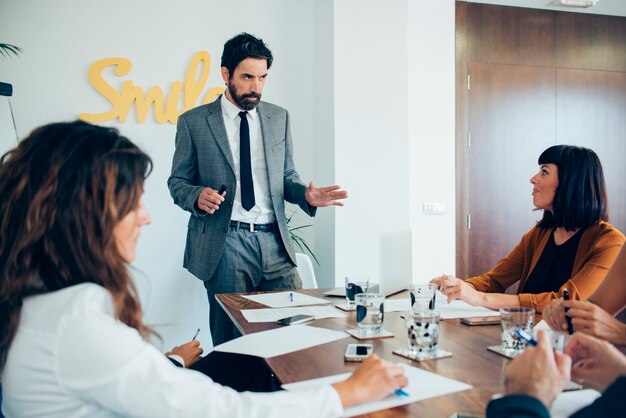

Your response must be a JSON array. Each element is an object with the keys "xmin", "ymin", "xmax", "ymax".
[
  {"xmin": 286, "ymin": 210, "xmax": 319, "ymax": 265},
  {"xmin": 0, "ymin": 44, "xmax": 23, "ymax": 58},
  {"xmin": 288, "ymin": 225, "xmax": 313, "ymax": 232}
]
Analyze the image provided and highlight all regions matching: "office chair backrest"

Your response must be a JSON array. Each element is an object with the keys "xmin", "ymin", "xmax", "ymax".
[{"xmin": 295, "ymin": 253, "xmax": 318, "ymax": 289}]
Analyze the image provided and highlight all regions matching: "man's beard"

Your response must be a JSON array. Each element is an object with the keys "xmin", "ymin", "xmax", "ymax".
[{"xmin": 229, "ymin": 83, "xmax": 261, "ymax": 110}]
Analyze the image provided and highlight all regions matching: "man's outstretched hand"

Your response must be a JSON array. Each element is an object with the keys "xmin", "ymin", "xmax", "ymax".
[{"xmin": 305, "ymin": 181, "xmax": 348, "ymax": 207}]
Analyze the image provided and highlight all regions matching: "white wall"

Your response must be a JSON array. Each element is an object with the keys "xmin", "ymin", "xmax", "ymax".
[
  {"xmin": 0, "ymin": 0, "xmax": 457, "ymax": 350},
  {"xmin": 408, "ymin": 0, "xmax": 457, "ymax": 282},
  {"xmin": 333, "ymin": 0, "xmax": 411, "ymax": 284},
  {"xmin": 0, "ymin": 95, "xmax": 18, "ymax": 156},
  {"xmin": 332, "ymin": 0, "xmax": 456, "ymax": 285}
]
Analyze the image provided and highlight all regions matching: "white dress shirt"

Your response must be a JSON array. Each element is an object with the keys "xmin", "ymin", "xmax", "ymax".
[
  {"xmin": 1, "ymin": 283, "xmax": 343, "ymax": 418},
  {"xmin": 221, "ymin": 96, "xmax": 275, "ymax": 224}
]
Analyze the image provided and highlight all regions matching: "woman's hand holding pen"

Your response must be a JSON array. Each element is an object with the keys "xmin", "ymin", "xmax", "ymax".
[
  {"xmin": 166, "ymin": 340, "xmax": 204, "ymax": 368},
  {"xmin": 331, "ymin": 355, "xmax": 407, "ymax": 408},
  {"xmin": 542, "ymin": 298, "xmax": 568, "ymax": 331},
  {"xmin": 429, "ymin": 275, "xmax": 484, "ymax": 306},
  {"xmin": 563, "ymin": 301, "xmax": 626, "ymax": 346},
  {"xmin": 543, "ymin": 298, "xmax": 626, "ymax": 346}
]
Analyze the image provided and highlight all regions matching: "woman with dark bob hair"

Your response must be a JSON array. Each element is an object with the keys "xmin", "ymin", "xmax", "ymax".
[
  {"xmin": 431, "ymin": 145, "xmax": 625, "ymax": 313},
  {"xmin": 0, "ymin": 121, "xmax": 406, "ymax": 417}
]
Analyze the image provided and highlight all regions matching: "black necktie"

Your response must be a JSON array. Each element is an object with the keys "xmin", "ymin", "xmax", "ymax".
[{"xmin": 239, "ymin": 111, "xmax": 255, "ymax": 211}]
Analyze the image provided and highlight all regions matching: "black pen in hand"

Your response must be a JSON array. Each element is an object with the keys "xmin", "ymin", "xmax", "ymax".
[{"xmin": 563, "ymin": 288, "xmax": 574, "ymax": 335}]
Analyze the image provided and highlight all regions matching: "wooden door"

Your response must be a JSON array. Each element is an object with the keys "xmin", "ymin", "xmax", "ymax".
[
  {"xmin": 466, "ymin": 62, "xmax": 555, "ymax": 277},
  {"xmin": 556, "ymin": 69, "xmax": 626, "ymax": 233},
  {"xmin": 456, "ymin": 2, "xmax": 626, "ymax": 280}
]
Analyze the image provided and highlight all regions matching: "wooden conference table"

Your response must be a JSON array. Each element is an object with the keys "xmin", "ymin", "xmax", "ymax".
[{"xmin": 216, "ymin": 289, "xmax": 510, "ymax": 417}]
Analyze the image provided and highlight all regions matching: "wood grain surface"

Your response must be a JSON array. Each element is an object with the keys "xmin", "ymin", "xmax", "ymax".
[{"xmin": 216, "ymin": 289, "xmax": 515, "ymax": 417}]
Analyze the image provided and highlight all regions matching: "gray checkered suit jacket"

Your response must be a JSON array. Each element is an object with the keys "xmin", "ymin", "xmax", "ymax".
[{"xmin": 167, "ymin": 96, "xmax": 315, "ymax": 282}]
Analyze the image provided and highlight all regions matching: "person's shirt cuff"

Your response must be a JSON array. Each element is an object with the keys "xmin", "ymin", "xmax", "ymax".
[
  {"xmin": 167, "ymin": 354, "xmax": 185, "ymax": 368},
  {"xmin": 487, "ymin": 394, "xmax": 550, "ymax": 418},
  {"xmin": 326, "ymin": 386, "xmax": 344, "ymax": 416}
]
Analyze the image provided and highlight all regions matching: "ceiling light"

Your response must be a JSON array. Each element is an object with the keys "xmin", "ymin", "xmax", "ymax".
[{"xmin": 549, "ymin": 0, "xmax": 599, "ymax": 8}]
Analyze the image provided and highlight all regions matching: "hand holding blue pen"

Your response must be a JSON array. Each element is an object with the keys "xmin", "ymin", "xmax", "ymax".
[
  {"xmin": 192, "ymin": 328, "xmax": 200, "ymax": 341},
  {"xmin": 394, "ymin": 388, "xmax": 409, "ymax": 397},
  {"xmin": 513, "ymin": 327, "xmax": 537, "ymax": 347}
]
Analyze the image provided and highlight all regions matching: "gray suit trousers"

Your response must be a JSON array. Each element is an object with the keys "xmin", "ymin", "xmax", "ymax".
[{"xmin": 205, "ymin": 225, "xmax": 302, "ymax": 345}]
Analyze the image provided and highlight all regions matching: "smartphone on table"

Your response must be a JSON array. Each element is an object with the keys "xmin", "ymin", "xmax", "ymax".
[
  {"xmin": 276, "ymin": 314, "xmax": 315, "ymax": 326},
  {"xmin": 344, "ymin": 343, "xmax": 373, "ymax": 362},
  {"xmin": 460, "ymin": 316, "xmax": 500, "ymax": 326}
]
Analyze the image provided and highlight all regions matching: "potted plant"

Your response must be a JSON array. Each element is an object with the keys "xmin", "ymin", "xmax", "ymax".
[
  {"xmin": 0, "ymin": 43, "xmax": 21, "ymax": 96},
  {"xmin": 286, "ymin": 210, "xmax": 319, "ymax": 265}
]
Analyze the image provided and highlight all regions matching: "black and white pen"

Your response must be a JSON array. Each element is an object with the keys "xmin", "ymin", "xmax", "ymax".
[{"xmin": 563, "ymin": 288, "xmax": 574, "ymax": 335}]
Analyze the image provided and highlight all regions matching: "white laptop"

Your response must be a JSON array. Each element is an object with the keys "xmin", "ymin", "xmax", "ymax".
[{"xmin": 323, "ymin": 230, "xmax": 412, "ymax": 297}]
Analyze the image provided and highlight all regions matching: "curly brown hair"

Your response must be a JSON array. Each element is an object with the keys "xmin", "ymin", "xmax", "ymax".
[{"xmin": 0, "ymin": 120, "xmax": 153, "ymax": 367}]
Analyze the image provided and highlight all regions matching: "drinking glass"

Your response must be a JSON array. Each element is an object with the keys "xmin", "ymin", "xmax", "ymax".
[
  {"xmin": 500, "ymin": 307, "xmax": 535, "ymax": 353},
  {"xmin": 345, "ymin": 276, "xmax": 369, "ymax": 308},
  {"xmin": 355, "ymin": 292, "xmax": 384, "ymax": 337},
  {"xmin": 410, "ymin": 283, "xmax": 437, "ymax": 312},
  {"xmin": 405, "ymin": 310, "xmax": 440, "ymax": 359}
]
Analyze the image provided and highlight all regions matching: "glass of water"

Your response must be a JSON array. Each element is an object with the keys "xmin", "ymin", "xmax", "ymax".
[
  {"xmin": 410, "ymin": 283, "xmax": 437, "ymax": 312},
  {"xmin": 405, "ymin": 310, "xmax": 440, "ymax": 359},
  {"xmin": 355, "ymin": 292, "xmax": 384, "ymax": 337},
  {"xmin": 345, "ymin": 276, "xmax": 369, "ymax": 308},
  {"xmin": 500, "ymin": 307, "xmax": 535, "ymax": 353}
]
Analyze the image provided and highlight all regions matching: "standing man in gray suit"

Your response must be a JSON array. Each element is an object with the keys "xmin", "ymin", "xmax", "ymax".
[{"xmin": 168, "ymin": 33, "xmax": 347, "ymax": 345}]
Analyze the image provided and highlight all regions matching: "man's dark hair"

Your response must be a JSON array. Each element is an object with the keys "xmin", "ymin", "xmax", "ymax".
[
  {"xmin": 221, "ymin": 33, "xmax": 273, "ymax": 77},
  {"xmin": 537, "ymin": 144, "xmax": 608, "ymax": 231}
]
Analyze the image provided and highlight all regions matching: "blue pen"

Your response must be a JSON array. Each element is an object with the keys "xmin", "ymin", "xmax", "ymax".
[
  {"xmin": 395, "ymin": 389, "xmax": 409, "ymax": 397},
  {"xmin": 514, "ymin": 327, "xmax": 537, "ymax": 346},
  {"xmin": 289, "ymin": 292, "xmax": 294, "ymax": 302},
  {"xmin": 192, "ymin": 328, "xmax": 200, "ymax": 341}
]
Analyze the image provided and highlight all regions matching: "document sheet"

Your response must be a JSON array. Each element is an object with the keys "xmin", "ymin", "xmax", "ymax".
[
  {"xmin": 550, "ymin": 389, "xmax": 601, "ymax": 418},
  {"xmin": 384, "ymin": 293, "xmax": 499, "ymax": 319},
  {"xmin": 282, "ymin": 363, "xmax": 472, "ymax": 417},
  {"xmin": 243, "ymin": 291, "xmax": 330, "ymax": 308},
  {"xmin": 242, "ymin": 305, "xmax": 346, "ymax": 323},
  {"xmin": 434, "ymin": 292, "xmax": 500, "ymax": 319},
  {"xmin": 213, "ymin": 324, "xmax": 348, "ymax": 358}
]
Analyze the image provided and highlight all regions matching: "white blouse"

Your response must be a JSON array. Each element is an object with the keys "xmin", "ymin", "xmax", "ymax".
[{"xmin": 1, "ymin": 283, "xmax": 342, "ymax": 417}]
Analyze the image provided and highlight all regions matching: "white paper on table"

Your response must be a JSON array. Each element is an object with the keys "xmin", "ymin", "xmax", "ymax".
[
  {"xmin": 534, "ymin": 319, "xmax": 551, "ymax": 330},
  {"xmin": 242, "ymin": 305, "xmax": 347, "ymax": 323},
  {"xmin": 213, "ymin": 324, "xmax": 348, "ymax": 358},
  {"xmin": 243, "ymin": 291, "xmax": 331, "ymax": 308},
  {"xmin": 282, "ymin": 363, "xmax": 472, "ymax": 417},
  {"xmin": 550, "ymin": 389, "xmax": 601, "ymax": 418},
  {"xmin": 385, "ymin": 298, "xmax": 412, "ymax": 312},
  {"xmin": 434, "ymin": 292, "xmax": 500, "ymax": 319}
]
